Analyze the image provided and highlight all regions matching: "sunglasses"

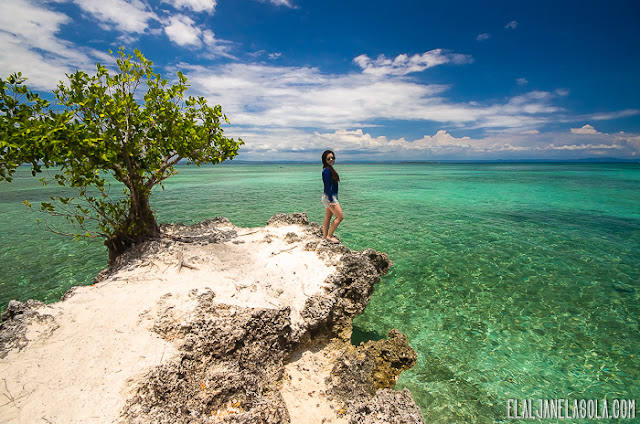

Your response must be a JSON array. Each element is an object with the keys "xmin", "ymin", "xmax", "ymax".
[{"xmin": 327, "ymin": 156, "xmax": 335, "ymax": 160}]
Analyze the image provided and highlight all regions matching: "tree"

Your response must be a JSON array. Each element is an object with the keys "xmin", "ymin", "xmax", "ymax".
[{"xmin": 0, "ymin": 49, "xmax": 243, "ymax": 264}]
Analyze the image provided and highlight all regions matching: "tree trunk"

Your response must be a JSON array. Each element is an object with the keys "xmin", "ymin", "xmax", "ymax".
[{"xmin": 105, "ymin": 188, "xmax": 160, "ymax": 266}]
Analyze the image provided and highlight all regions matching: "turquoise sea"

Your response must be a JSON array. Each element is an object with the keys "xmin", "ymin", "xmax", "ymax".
[{"xmin": 1, "ymin": 162, "xmax": 639, "ymax": 423}]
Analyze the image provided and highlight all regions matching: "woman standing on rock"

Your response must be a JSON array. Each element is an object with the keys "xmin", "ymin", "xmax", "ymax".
[{"xmin": 321, "ymin": 150, "xmax": 343, "ymax": 244}]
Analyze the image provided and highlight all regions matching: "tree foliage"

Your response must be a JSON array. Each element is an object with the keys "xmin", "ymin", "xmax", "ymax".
[{"xmin": 0, "ymin": 49, "xmax": 243, "ymax": 263}]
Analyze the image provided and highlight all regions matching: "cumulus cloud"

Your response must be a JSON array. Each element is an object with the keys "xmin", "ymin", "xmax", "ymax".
[
  {"xmin": 353, "ymin": 49, "xmax": 472, "ymax": 76},
  {"xmin": 163, "ymin": 15, "xmax": 231, "ymax": 56},
  {"xmin": 227, "ymin": 126, "xmax": 637, "ymax": 161},
  {"xmin": 505, "ymin": 20, "xmax": 518, "ymax": 29},
  {"xmin": 317, "ymin": 129, "xmax": 484, "ymax": 158},
  {"xmin": 164, "ymin": 15, "xmax": 202, "ymax": 46},
  {"xmin": 73, "ymin": 0, "xmax": 156, "ymax": 33},
  {"xmin": 202, "ymin": 29, "xmax": 216, "ymax": 45},
  {"xmin": 182, "ymin": 62, "xmax": 487, "ymax": 128},
  {"xmin": 0, "ymin": 0, "xmax": 101, "ymax": 89},
  {"xmin": 476, "ymin": 33, "xmax": 491, "ymax": 42},
  {"xmin": 166, "ymin": 0, "xmax": 217, "ymax": 13},
  {"xmin": 180, "ymin": 59, "xmax": 603, "ymax": 136},
  {"xmin": 571, "ymin": 124, "xmax": 599, "ymax": 134},
  {"xmin": 72, "ymin": 0, "xmax": 230, "ymax": 52},
  {"xmin": 0, "ymin": 0, "xmax": 233, "ymax": 87}
]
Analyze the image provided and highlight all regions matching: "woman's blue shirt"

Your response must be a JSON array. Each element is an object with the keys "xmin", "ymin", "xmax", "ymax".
[{"xmin": 322, "ymin": 167, "xmax": 339, "ymax": 203}]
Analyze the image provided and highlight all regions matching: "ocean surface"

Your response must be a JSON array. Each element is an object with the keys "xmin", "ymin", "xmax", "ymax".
[{"xmin": 1, "ymin": 162, "xmax": 639, "ymax": 423}]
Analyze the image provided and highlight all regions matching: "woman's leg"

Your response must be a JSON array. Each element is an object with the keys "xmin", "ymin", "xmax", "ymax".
[
  {"xmin": 327, "ymin": 203, "xmax": 344, "ymax": 240},
  {"xmin": 322, "ymin": 207, "xmax": 333, "ymax": 238}
]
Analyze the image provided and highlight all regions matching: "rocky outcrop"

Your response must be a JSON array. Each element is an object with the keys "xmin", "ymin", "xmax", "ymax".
[
  {"xmin": 300, "ymin": 249, "xmax": 391, "ymax": 342},
  {"xmin": 328, "ymin": 330, "xmax": 418, "ymax": 402},
  {"xmin": 349, "ymin": 389, "xmax": 426, "ymax": 424},
  {"xmin": 121, "ymin": 291, "xmax": 293, "ymax": 424},
  {"xmin": 0, "ymin": 213, "xmax": 424, "ymax": 423},
  {"xmin": 266, "ymin": 213, "xmax": 312, "ymax": 227},
  {"xmin": 327, "ymin": 330, "xmax": 424, "ymax": 423}
]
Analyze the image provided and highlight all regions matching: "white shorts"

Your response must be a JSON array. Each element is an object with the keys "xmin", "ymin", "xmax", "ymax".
[{"xmin": 321, "ymin": 193, "xmax": 339, "ymax": 209}]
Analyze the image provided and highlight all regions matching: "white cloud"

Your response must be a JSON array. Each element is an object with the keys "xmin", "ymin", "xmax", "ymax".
[
  {"xmin": 164, "ymin": 15, "xmax": 202, "ymax": 46},
  {"xmin": 162, "ymin": 15, "xmax": 233, "ymax": 56},
  {"xmin": 477, "ymin": 33, "xmax": 491, "ymax": 42},
  {"xmin": 547, "ymin": 143, "xmax": 619, "ymax": 150},
  {"xmin": 353, "ymin": 50, "xmax": 472, "ymax": 76},
  {"xmin": 505, "ymin": 20, "xmax": 518, "ymax": 30},
  {"xmin": 73, "ymin": 0, "xmax": 156, "ymax": 33},
  {"xmin": 265, "ymin": 0, "xmax": 295, "ymax": 7},
  {"xmin": 0, "ymin": 1, "xmax": 233, "ymax": 88},
  {"xmin": 571, "ymin": 124, "xmax": 599, "ymax": 134},
  {"xmin": 181, "ymin": 59, "xmax": 591, "ymax": 135},
  {"xmin": 184, "ymin": 62, "xmax": 464, "ymax": 128},
  {"xmin": 0, "ymin": 0, "xmax": 101, "ymax": 89},
  {"xmin": 228, "ymin": 126, "xmax": 637, "ymax": 161},
  {"xmin": 503, "ymin": 91, "xmax": 561, "ymax": 114},
  {"xmin": 166, "ymin": 0, "xmax": 217, "ymax": 13},
  {"xmin": 583, "ymin": 109, "xmax": 639, "ymax": 121},
  {"xmin": 202, "ymin": 29, "xmax": 216, "ymax": 45},
  {"xmin": 0, "ymin": 0, "xmax": 75, "ymax": 58},
  {"xmin": 517, "ymin": 78, "xmax": 528, "ymax": 85},
  {"xmin": 200, "ymin": 30, "xmax": 235, "ymax": 58},
  {"xmin": 0, "ymin": 36, "xmax": 73, "ymax": 90}
]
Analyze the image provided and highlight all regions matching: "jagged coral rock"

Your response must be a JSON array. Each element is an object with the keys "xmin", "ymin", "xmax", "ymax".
[
  {"xmin": 267, "ymin": 212, "xmax": 310, "ymax": 227},
  {"xmin": 327, "ymin": 330, "xmax": 420, "ymax": 422},
  {"xmin": 364, "ymin": 329, "xmax": 418, "ymax": 390},
  {"xmin": 349, "ymin": 389, "xmax": 426, "ymax": 424},
  {"xmin": 299, "ymin": 248, "xmax": 392, "ymax": 342},
  {"xmin": 122, "ymin": 293, "xmax": 293, "ymax": 424}
]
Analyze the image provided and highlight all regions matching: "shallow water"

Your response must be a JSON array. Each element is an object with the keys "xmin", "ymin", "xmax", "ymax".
[{"xmin": 1, "ymin": 162, "xmax": 639, "ymax": 422}]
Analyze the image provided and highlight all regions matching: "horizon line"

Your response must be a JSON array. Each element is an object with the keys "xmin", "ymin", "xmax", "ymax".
[{"xmin": 188, "ymin": 157, "xmax": 640, "ymax": 165}]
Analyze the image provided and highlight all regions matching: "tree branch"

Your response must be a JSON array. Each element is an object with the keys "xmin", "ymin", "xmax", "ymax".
[
  {"xmin": 145, "ymin": 152, "xmax": 181, "ymax": 190},
  {"xmin": 111, "ymin": 163, "xmax": 130, "ymax": 188}
]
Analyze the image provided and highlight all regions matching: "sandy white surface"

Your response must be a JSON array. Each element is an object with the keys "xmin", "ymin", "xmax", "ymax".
[{"xmin": 0, "ymin": 222, "xmax": 344, "ymax": 424}]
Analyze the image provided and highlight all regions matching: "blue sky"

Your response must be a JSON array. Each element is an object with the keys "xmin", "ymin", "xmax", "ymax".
[{"xmin": 1, "ymin": 0, "xmax": 639, "ymax": 161}]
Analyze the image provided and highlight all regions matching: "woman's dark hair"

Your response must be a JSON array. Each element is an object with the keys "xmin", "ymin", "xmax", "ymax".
[{"xmin": 321, "ymin": 150, "xmax": 340, "ymax": 182}]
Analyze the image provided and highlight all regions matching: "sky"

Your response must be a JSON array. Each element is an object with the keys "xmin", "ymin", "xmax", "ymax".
[{"xmin": 1, "ymin": 0, "xmax": 639, "ymax": 161}]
